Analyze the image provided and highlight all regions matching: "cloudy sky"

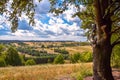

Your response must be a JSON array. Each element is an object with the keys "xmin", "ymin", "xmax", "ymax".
[{"xmin": 0, "ymin": 0, "xmax": 87, "ymax": 41}]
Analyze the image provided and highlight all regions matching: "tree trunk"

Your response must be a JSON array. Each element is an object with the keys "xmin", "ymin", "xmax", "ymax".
[
  {"xmin": 92, "ymin": 21, "xmax": 114, "ymax": 80},
  {"xmin": 93, "ymin": 0, "xmax": 114, "ymax": 79},
  {"xmin": 92, "ymin": 22, "xmax": 114, "ymax": 80},
  {"xmin": 93, "ymin": 40, "xmax": 114, "ymax": 80}
]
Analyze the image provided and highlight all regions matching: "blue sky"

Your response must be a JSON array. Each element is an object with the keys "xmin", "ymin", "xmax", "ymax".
[{"xmin": 0, "ymin": 0, "xmax": 87, "ymax": 41}]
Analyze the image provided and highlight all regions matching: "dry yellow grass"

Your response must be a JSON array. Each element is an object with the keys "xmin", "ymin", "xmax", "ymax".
[
  {"xmin": 65, "ymin": 46, "xmax": 92, "ymax": 54},
  {"xmin": 0, "ymin": 63, "xmax": 92, "ymax": 80}
]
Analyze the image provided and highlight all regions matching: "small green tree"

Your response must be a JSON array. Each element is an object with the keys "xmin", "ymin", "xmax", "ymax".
[
  {"xmin": 5, "ymin": 47, "xmax": 22, "ymax": 66},
  {"xmin": 54, "ymin": 54, "xmax": 64, "ymax": 64},
  {"xmin": 0, "ymin": 44, "xmax": 5, "ymax": 55},
  {"xmin": 0, "ymin": 58, "xmax": 6, "ymax": 67},
  {"xmin": 25, "ymin": 59, "xmax": 36, "ymax": 66}
]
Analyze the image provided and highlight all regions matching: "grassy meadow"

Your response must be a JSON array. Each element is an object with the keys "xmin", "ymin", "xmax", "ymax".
[{"xmin": 0, "ymin": 63, "xmax": 92, "ymax": 80}]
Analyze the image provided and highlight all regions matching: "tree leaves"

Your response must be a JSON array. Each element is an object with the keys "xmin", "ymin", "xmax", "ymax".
[{"xmin": 0, "ymin": 0, "xmax": 36, "ymax": 32}]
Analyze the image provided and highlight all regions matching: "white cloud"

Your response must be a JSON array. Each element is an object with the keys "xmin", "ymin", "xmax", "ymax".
[
  {"xmin": 0, "ymin": 0, "xmax": 86, "ymax": 41},
  {"xmin": 11, "ymin": 30, "xmax": 35, "ymax": 37}
]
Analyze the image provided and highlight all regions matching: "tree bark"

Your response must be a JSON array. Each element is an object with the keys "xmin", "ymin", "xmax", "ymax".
[
  {"xmin": 93, "ymin": 40, "xmax": 114, "ymax": 80},
  {"xmin": 93, "ymin": 0, "xmax": 114, "ymax": 79}
]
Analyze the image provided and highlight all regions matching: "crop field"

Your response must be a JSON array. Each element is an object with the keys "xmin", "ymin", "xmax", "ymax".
[{"xmin": 0, "ymin": 63, "xmax": 92, "ymax": 80}]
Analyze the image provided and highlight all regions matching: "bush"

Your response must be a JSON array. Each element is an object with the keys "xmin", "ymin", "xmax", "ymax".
[
  {"xmin": 111, "ymin": 45, "xmax": 120, "ymax": 68},
  {"xmin": 70, "ymin": 53, "xmax": 80, "ymax": 63},
  {"xmin": 25, "ymin": 59, "xmax": 36, "ymax": 66},
  {"xmin": 0, "ymin": 58, "xmax": 6, "ymax": 67},
  {"xmin": 20, "ymin": 55, "xmax": 25, "ymax": 65},
  {"xmin": 79, "ymin": 52, "xmax": 93, "ymax": 62},
  {"xmin": 70, "ymin": 52, "xmax": 92, "ymax": 63},
  {"xmin": 54, "ymin": 54, "xmax": 64, "ymax": 64}
]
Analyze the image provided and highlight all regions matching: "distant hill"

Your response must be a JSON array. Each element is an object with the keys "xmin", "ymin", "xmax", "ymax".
[{"xmin": 0, "ymin": 40, "xmax": 75, "ymax": 43}]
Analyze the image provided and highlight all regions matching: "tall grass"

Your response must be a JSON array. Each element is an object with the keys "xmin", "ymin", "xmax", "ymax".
[
  {"xmin": 0, "ymin": 63, "xmax": 92, "ymax": 80},
  {"xmin": 75, "ymin": 63, "xmax": 93, "ymax": 80}
]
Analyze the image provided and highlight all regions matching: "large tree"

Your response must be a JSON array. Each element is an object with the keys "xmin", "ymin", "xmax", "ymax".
[{"xmin": 0, "ymin": 0, "xmax": 120, "ymax": 80}]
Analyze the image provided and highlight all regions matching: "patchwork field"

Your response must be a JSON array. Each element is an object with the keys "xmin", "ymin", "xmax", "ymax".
[{"xmin": 16, "ymin": 41, "xmax": 92, "ymax": 54}]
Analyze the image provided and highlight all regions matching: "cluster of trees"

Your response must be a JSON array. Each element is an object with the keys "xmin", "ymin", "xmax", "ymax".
[
  {"xmin": 54, "ymin": 48, "xmax": 69, "ymax": 54},
  {"xmin": 0, "ymin": 44, "xmax": 36, "ymax": 67},
  {"xmin": 17, "ymin": 47, "xmax": 48, "ymax": 56},
  {"xmin": 0, "ymin": 44, "xmax": 23, "ymax": 67}
]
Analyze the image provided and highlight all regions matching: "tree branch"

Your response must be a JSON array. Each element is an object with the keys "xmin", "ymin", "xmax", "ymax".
[
  {"xmin": 112, "ymin": 17, "xmax": 120, "ymax": 22},
  {"xmin": 108, "ymin": 5, "xmax": 120, "ymax": 17},
  {"xmin": 103, "ymin": 0, "xmax": 119, "ymax": 18},
  {"xmin": 111, "ymin": 27, "xmax": 120, "ymax": 34},
  {"xmin": 112, "ymin": 37, "xmax": 120, "ymax": 48}
]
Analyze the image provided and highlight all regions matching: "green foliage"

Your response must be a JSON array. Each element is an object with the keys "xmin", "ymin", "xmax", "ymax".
[
  {"xmin": 5, "ymin": 47, "xmax": 22, "ymax": 66},
  {"xmin": 54, "ymin": 48, "xmax": 69, "ymax": 54},
  {"xmin": 111, "ymin": 45, "xmax": 120, "ymax": 68},
  {"xmin": 79, "ymin": 52, "xmax": 93, "ymax": 62},
  {"xmin": 0, "ymin": 0, "xmax": 36, "ymax": 32},
  {"xmin": 0, "ymin": 44, "xmax": 5, "ymax": 54},
  {"xmin": 17, "ymin": 46, "xmax": 48, "ymax": 56},
  {"xmin": 70, "ymin": 52, "xmax": 92, "ymax": 63},
  {"xmin": 20, "ymin": 55, "xmax": 25, "ymax": 65},
  {"xmin": 70, "ymin": 53, "xmax": 80, "ymax": 63},
  {"xmin": 25, "ymin": 59, "xmax": 36, "ymax": 66},
  {"xmin": 54, "ymin": 54, "xmax": 64, "ymax": 64},
  {"xmin": 0, "ymin": 58, "xmax": 6, "ymax": 67}
]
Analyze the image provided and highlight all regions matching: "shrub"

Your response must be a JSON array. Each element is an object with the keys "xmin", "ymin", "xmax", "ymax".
[
  {"xmin": 25, "ymin": 59, "xmax": 36, "ymax": 66},
  {"xmin": 54, "ymin": 54, "xmax": 64, "ymax": 64},
  {"xmin": 80, "ymin": 52, "xmax": 93, "ymax": 62},
  {"xmin": 70, "ymin": 53, "xmax": 80, "ymax": 63},
  {"xmin": 0, "ymin": 58, "xmax": 6, "ymax": 67},
  {"xmin": 111, "ymin": 45, "xmax": 120, "ymax": 68},
  {"xmin": 20, "ymin": 55, "xmax": 25, "ymax": 65},
  {"xmin": 70, "ymin": 52, "xmax": 92, "ymax": 63}
]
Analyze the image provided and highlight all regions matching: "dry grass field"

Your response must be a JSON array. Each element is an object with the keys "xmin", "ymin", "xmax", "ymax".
[
  {"xmin": 65, "ymin": 46, "xmax": 92, "ymax": 54},
  {"xmin": 0, "ymin": 63, "xmax": 92, "ymax": 80},
  {"xmin": 44, "ymin": 46, "xmax": 92, "ymax": 54}
]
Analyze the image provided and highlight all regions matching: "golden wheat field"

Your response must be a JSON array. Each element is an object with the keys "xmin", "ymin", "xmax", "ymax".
[{"xmin": 0, "ymin": 63, "xmax": 92, "ymax": 80}]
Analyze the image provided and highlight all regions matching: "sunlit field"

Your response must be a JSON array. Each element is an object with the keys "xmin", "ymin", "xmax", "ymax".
[{"xmin": 0, "ymin": 63, "xmax": 92, "ymax": 80}]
